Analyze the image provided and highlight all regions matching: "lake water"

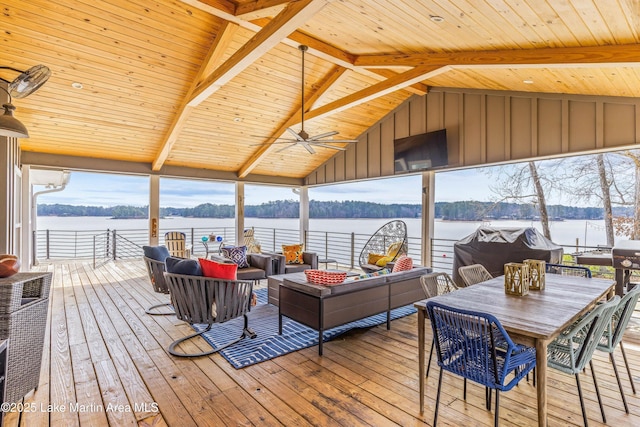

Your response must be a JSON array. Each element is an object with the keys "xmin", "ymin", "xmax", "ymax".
[{"xmin": 37, "ymin": 216, "xmax": 609, "ymax": 247}]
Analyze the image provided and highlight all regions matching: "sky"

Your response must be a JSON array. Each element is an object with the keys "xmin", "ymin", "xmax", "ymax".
[{"xmin": 34, "ymin": 169, "xmax": 497, "ymax": 208}]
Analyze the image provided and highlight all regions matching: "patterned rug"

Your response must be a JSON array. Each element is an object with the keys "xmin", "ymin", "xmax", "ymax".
[{"xmin": 193, "ymin": 288, "xmax": 417, "ymax": 369}]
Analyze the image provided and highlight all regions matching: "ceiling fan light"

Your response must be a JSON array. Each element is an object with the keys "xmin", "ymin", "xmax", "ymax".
[{"xmin": 0, "ymin": 103, "xmax": 29, "ymax": 138}]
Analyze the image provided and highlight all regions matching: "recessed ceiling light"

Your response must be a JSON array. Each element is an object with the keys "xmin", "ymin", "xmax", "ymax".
[
  {"xmin": 523, "ymin": 79, "xmax": 534, "ymax": 84},
  {"xmin": 430, "ymin": 15, "xmax": 445, "ymax": 23},
  {"xmin": 71, "ymin": 82, "xmax": 83, "ymax": 89}
]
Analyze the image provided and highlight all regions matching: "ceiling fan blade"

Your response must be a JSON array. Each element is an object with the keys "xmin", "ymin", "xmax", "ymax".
[
  {"xmin": 250, "ymin": 135, "xmax": 296, "ymax": 141},
  {"xmin": 314, "ymin": 139, "xmax": 358, "ymax": 143},
  {"xmin": 309, "ymin": 130, "xmax": 339, "ymax": 141},
  {"xmin": 249, "ymin": 140, "xmax": 298, "ymax": 146},
  {"xmin": 309, "ymin": 142, "xmax": 347, "ymax": 151},
  {"xmin": 276, "ymin": 143, "xmax": 296, "ymax": 153},
  {"xmin": 301, "ymin": 141, "xmax": 316, "ymax": 154},
  {"xmin": 286, "ymin": 127, "xmax": 305, "ymax": 141}
]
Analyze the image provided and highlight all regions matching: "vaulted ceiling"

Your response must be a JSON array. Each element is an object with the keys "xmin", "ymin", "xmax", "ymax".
[{"xmin": 2, "ymin": 0, "xmax": 640, "ymax": 181}]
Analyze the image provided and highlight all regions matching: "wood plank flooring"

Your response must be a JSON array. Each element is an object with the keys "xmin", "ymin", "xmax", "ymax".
[{"xmin": 4, "ymin": 259, "xmax": 640, "ymax": 426}]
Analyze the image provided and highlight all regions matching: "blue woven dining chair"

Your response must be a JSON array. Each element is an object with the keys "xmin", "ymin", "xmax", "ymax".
[
  {"xmin": 426, "ymin": 301, "xmax": 536, "ymax": 426},
  {"xmin": 420, "ymin": 272, "xmax": 459, "ymax": 378},
  {"xmin": 595, "ymin": 286, "xmax": 640, "ymax": 414},
  {"xmin": 545, "ymin": 263, "xmax": 592, "ymax": 278},
  {"xmin": 547, "ymin": 296, "xmax": 620, "ymax": 426}
]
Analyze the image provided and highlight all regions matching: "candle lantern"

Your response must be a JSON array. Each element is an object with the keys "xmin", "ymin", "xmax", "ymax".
[
  {"xmin": 524, "ymin": 259, "xmax": 546, "ymax": 290},
  {"xmin": 504, "ymin": 262, "xmax": 530, "ymax": 296}
]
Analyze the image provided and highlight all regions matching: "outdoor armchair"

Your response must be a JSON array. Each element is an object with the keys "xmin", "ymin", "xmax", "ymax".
[
  {"xmin": 271, "ymin": 251, "xmax": 318, "ymax": 275},
  {"xmin": 142, "ymin": 256, "xmax": 174, "ymax": 315},
  {"xmin": 359, "ymin": 220, "xmax": 408, "ymax": 273},
  {"xmin": 164, "ymin": 231, "xmax": 192, "ymax": 258},
  {"xmin": 163, "ymin": 272, "xmax": 256, "ymax": 357},
  {"xmin": 211, "ymin": 252, "xmax": 273, "ymax": 284}
]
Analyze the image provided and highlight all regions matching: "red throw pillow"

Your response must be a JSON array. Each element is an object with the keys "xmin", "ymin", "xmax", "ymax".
[
  {"xmin": 199, "ymin": 258, "xmax": 237, "ymax": 280},
  {"xmin": 392, "ymin": 255, "xmax": 413, "ymax": 273}
]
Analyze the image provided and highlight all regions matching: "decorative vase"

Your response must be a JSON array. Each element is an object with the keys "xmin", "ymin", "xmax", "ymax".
[
  {"xmin": 0, "ymin": 254, "xmax": 20, "ymax": 278},
  {"xmin": 504, "ymin": 262, "xmax": 530, "ymax": 296},
  {"xmin": 524, "ymin": 259, "xmax": 546, "ymax": 290}
]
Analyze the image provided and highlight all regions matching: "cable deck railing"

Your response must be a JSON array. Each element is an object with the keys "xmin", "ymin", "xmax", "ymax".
[{"xmin": 33, "ymin": 226, "xmax": 611, "ymax": 277}]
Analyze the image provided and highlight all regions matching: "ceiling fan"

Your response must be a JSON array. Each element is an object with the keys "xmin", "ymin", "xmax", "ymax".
[{"xmin": 261, "ymin": 45, "xmax": 357, "ymax": 154}]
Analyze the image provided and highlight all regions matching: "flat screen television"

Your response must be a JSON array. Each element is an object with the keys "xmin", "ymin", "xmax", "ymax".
[{"xmin": 393, "ymin": 128, "xmax": 448, "ymax": 174}]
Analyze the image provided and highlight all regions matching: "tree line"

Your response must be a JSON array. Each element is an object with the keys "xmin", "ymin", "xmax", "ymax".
[
  {"xmin": 484, "ymin": 150, "xmax": 640, "ymax": 244},
  {"xmin": 37, "ymin": 200, "xmax": 628, "ymax": 220}
]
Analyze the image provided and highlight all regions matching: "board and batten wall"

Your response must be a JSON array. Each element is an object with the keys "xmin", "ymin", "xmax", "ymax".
[{"xmin": 305, "ymin": 87, "xmax": 640, "ymax": 186}]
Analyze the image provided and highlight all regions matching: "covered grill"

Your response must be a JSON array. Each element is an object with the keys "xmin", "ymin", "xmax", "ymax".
[{"xmin": 452, "ymin": 227, "xmax": 563, "ymax": 287}]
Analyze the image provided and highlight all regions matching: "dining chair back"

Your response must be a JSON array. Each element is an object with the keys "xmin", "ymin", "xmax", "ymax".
[
  {"xmin": 595, "ymin": 286, "xmax": 640, "ymax": 413},
  {"xmin": 458, "ymin": 264, "xmax": 493, "ymax": 287},
  {"xmin": 547, "ymin": 296, "xmax": 620, "ymax": 425},
  {"xmin": 419, "ymin": 272, "xmax": 459, "ymax": 379},
  {"xmin": 420, "ymin": 272, "xmax": 459, "ymax": 298},
  {"xmin": 164, "ymin": 231, "xmax": 192, "ymax": 258},
  {"xmin": 426, "ymin": 301, "xmax": 536, "ymax": 426},
  {"xmin": 545, "ymin": 263, "xmax": 592, "ymax": 278}
]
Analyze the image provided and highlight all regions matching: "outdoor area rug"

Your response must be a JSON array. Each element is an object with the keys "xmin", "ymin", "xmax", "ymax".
[{"xmin": 192, "ymin": 288, "xmax": 417, "ymax": 369}]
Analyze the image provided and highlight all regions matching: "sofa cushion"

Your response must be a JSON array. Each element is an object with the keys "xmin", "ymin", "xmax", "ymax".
[
  {"xmin": 236, "ymin": 266, "xmax": 267, "ymax": 281},
  {"xmin": 221, "ymin": 245, "xmax": 249, "ymax": 268},
  {"xmin": 392, "ymin": 255, "xmax": 413, "ymax": 272},
  {"xmin": 166, "ymin": 256, "xmax": 202, "ymax": 276},
  {"xmin": 143, "ymin": 245, "xmax": 170, "ymax": 262},
  {"xmin": 282, "ymin": 243, "xmax": 304, "ymax": 264},
  {"xmin": 199, "ymin": 258, "xmax": 237, "ymax": 280}
]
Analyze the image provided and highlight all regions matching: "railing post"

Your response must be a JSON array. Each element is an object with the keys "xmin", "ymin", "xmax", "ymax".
[
  {"xmin": 112, "ymin": 229, "xmax": 117, "ymax": 260},
  {"xmin": 106, "ymin": 229, "xmax": 111, "ymax": 259},
  {"xmin": 272, "ymin": 228, "xmax": 276, "ymax": 252},
  {"xmin": 350, "ymin": 232, "xmax": 355, "ymax": 269},
  {"xmin": 46, "ymin": 229, "xmax": 50, "ymax": 259},
  {"xmin": 93, "ymin": 235, "xmax": 96, "ymax": 269},
  {"xmin": 325, "ymin": 231, "xmax": 329, "ymax": 259},
  {"xmin": 32, "ymin": 230, "xmax": 37, "ymax": 266}
]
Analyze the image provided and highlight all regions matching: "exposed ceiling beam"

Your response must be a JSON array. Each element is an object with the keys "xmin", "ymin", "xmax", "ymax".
[
  {"xmin": 355, "ymin": 44, "xmax": 640, "ymax": 67},
  {"xmin": 367, "ymin": 69, "xmax": 428, "ymax": 95},
  {"xmin": 238, "ymin": 65, "xmax": 348, "ymax": 178},
  {"xmin": 152, "ymin": 21, "xmax": 239, "ymax": 171},
  {"xmin": 182, "ymin": 1, "xmax": 420, "ymax": 95},
  {"xmin": 188, "ymin": 0, "xmax": 331, "ymax": 106},
  {"xmin": 196, "ymin": 0, "xmax": 237, "ymax": 15},
  {"xmin": 236, "ymin": 0, "xmax": 291, "ymax": 16},
  {"xmin": 305, "ymin": 65, "xmax": 447, "ymax": 122}
]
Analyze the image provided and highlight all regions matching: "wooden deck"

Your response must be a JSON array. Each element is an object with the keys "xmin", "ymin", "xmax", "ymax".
[{"xmin": 4, "ymin": 259, "xmax": 640, "ymax": 426}]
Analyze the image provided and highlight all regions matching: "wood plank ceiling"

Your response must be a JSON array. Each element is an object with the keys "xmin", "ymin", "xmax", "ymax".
[{"xmin": 2, "ymin": 0, "xmax": 639, "ymax": 180}]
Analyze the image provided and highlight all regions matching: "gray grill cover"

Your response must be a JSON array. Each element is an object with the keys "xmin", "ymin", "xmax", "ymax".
[{"xmin": 452, "ymin": 227, "xmax": 563, "ymax": 286}]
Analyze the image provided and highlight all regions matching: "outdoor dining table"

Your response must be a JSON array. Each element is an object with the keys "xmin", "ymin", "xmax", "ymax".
[{"xmin": 415, "ymin": 273, "xmax": 615, "ymax": 427}]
